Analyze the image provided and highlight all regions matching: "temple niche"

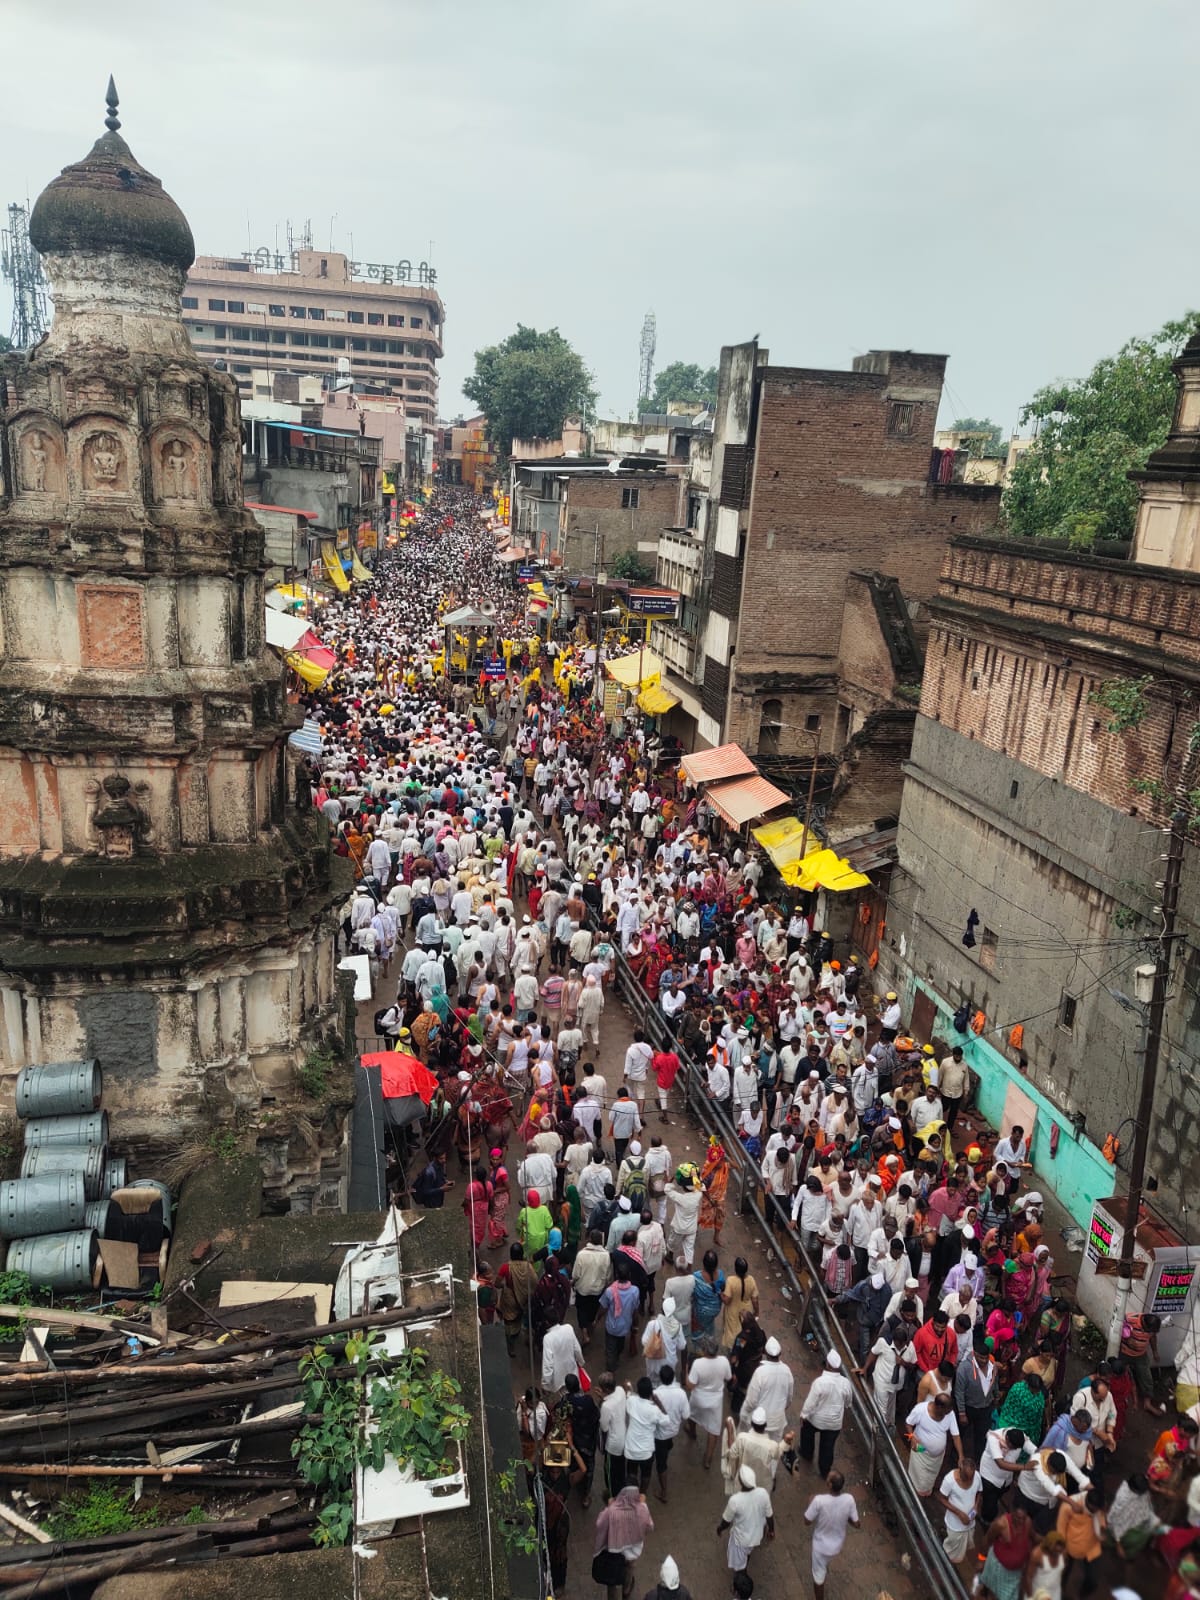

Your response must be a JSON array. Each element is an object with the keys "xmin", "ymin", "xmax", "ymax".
[
  {"xmin": 0, "ymin": 83, "xmax": 350, "ymax": 1190},
  {"xmin": 16, "ymin": 421, "xmax": 65, "ymax": 497}
]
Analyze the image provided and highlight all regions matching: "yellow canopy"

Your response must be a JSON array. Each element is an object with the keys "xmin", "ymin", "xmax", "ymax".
[
  {"xmin": 605, "ymin": 650, "xmax": 663, "ymax": 690},
  {"xmin": 638, "ymin": 683, "xmax": 679, "ymax": 716},
  {"xmin": 350, "ymin": 554, "xmax": 372, "ymax": 582},
  {"xmin": 321, "ymin": 542, "xmax": 350, "ymax": 593},
  {"xmin": 270, "ymin": 583, "xmax": 326, "ymax": 607},
  {"xmin": 751, "ymin": 818, "xmax": 871, "ymax": 892},
  {"xmin": 283, "ymin": 651, "xmax": 331, "ymax": 689}
]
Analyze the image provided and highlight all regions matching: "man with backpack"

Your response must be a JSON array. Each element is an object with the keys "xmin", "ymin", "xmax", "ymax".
[{"xmin": 618, "ymin": 1140, "xmax": 649, "ymax": 1214}]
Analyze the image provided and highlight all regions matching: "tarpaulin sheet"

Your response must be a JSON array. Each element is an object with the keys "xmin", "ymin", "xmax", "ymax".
[
  {"xmin": 321, "ymin": 542, "xmax": 351, "ymax": 592},
  {"xmin": 751, "ymin": 817, "xmax": 871, "ymax": 891},
  {"xmin": 637, "ymin": 684, "xmax": 679, "ymax": 715},
  {"xmin": 705, "ymin": 774, "xmax": 791, "ymax": 827},
  {"xmin": 289, "ymin": 718, "xmax": 324, "ymax": 757},
  {"xmin": 350, "ymin": 554, "xmax": 372, "ymax": 582},
  {"xmin": 680, "ymin": 743, "xmax": 757, "ymax": 784},
  {"xmin": 265, "ymin": 609, "xmax": 311, "ymax": 651},
  {"xmin": 605, "ymin": 650, "xmax": 663, "ymax": 690},
  {"xmin": 284, "ymin": 651, "xmax": 331, "ymax": 689}
]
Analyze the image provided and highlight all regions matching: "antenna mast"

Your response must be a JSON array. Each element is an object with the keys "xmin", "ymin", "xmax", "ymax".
[
  {"xmin": 638, "ymin": 310, "xmax": 656, "ymax": 413},
  {"xmin": 1, "ymin": 202, "xmax": 49, "ymax": 349}
]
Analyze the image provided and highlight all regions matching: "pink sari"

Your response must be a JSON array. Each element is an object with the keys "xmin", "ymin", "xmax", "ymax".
[{"xmin": 463, "ymin": 1178, "xmax": 492, "ymax": 1247}]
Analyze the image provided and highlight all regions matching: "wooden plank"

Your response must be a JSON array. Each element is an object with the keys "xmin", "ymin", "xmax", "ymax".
[
  {"xmin": 0, "ymin": 1530, "xmax": 210, "ymax": 1600},
  {"xmin": 0, "ymin": 1503, "xmax": 49, "ymax": 1543}
]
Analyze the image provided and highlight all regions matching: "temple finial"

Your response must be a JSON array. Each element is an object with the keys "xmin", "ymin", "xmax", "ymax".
[{"xmin": 104, "ymin": 76, "xmax": 120, "ymax": 134}]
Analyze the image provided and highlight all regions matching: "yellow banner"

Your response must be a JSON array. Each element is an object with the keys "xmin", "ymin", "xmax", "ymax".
[{"xmin": 321, "ymin": 542, "xmax": 351, "ymax": 593}]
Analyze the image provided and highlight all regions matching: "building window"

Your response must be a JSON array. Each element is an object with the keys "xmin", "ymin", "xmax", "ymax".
[
  {"xmin": 227, "ymin": 300, "xmax": 245, "ymax": 314},
  {"xmin": 232, "ymin": 364, "xmax": 251, "ymax": 375},
  {"xmin": 181, "ymin": 295, "xmax": 198, "ymax": 309},
  {"xmin": 269, "ymin": 304, "xmax": 285, "ymax": 317},
  {"xmin": 312, "ymin": 334, "xmax": 330, "ymax": 347},
  {"xmin": 367, "ymin": 312, "xmax": 384, "ymax": 326},
  {"xmin": 979, "ymin": 926, "xmax": 999, "ymax": 973},
  {"xmin": 250, "ymin": 327, "xmax": 268, "ymax": 342},
  {"xmin": 207, "ymin": 298, "xmax": 225, "ymax": 311},
  {"xmin": 805, "ymin": 713, "xmax": 820, "ymax": 732},
  {"xmin": 760, "ymin": 698, "xmax": 783, "ymax": 756},
  {"xmin": 887, "ymin": 402, "xmax": 916, "ymax": 437},
  {"xmin": 366, "ymin": 339, "xmax": 384, "ymax": 353},
  {"xmin": 351, "ymin": 338, "xmax": 367, "ymax": 352},
  {"xmin": 621, "ymin": 487, "xmax": 640, "ymax": 510},
  {"xmin": 231, "ymin": 326, "xmax": 251, "ymax": 341},
  {"xmin": 308, "ymin": 307, "xmax": 325, "ymax": 320},
  {"xmin": 212, "ymin": 325, "xmax": 227, "ymax": 339},
  {"xmin": 270, "ymin": 331, "xmax": 286, "ymax": 344},
  {"xmin": 289, "ymin": 305, "xmax": 306, "ymax": 319},
  {"xmin": 330, "ymin": 336, "xmax": 346, "ymax": 350},
  {"xmin": 1058, "ymin": 991, "xmax": 1077, "ymax": 1032},
  {"xmin": 410, "ymin": 317, "xmax": 423, "ymax": 329},
  {"xmin": 387, "ymin": 340, "xmax": 403, "ymax": 354},
  {"xmin": 290, "ymin": 332, "xmax": 310, "ymax": 346},
  {"xmin": 346, "ymin": 310, "xmax": 364, "ymax": 324},
  {"xmin": 387, "ymin": 314, "xmax": 405, "ymax": 327}
]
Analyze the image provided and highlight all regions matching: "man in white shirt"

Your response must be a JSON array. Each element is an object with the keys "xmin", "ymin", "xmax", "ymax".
[
  {"xmin": 978, "ymin": 1426, "xmax": 1035, "ymax": 1523},
  {"xmin": 799, "ymin": 1350, "xmax": 853, "ymax": 1476},
  {"xmin": 541, "ymin": 1310, "xmax": 583, "ymax": 1395},
  {"xmin": 718, "ymin": 1464, "xmax": 774, "ymax": 1574},
  {"xmin": 804, "ymin": 1470, "xmax": 860, "ymax": 1600},
  {"xmin": 623, "ymin": 1031, "xmax": 654, "ymax": 1116},
  {"xmin": 741, "ymin": 1338, "xmax": 794, "ymax": 1441}
]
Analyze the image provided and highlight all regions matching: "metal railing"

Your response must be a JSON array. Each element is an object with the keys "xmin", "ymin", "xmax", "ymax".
[{"xmin": 602, "ymin": 940, "xmax": 967, "ymax": 1600}]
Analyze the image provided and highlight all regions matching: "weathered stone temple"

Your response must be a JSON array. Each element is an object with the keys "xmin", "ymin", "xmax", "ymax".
[{"xmin": 0, "ymin": 87, "xmax": 346, "ymax": 1155}]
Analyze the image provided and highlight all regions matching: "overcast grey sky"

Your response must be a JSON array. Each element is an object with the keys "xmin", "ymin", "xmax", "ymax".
[{"xmin": 3, "ymin": 0, "xmax": 1197, "ymax": 432}]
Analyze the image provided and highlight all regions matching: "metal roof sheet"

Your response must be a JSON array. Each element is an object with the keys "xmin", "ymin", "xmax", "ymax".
[{"xmin": 680, "ymin": 743, "xmax": 758, "ymax": 784}]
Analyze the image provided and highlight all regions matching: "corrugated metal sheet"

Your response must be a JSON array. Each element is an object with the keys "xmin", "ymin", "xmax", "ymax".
[
  {"xmin": 705, "ymin": 774, "xmax": 791, "ymax": 827},
  {"xmin": 680, "ymin": 743, "xmax": 757, "ymax": 784}
]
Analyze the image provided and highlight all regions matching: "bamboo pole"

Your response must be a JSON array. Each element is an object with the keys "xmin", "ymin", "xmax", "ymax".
[{"xmin": 0, "ymin": 1530, "xmax": 210, "ymax": 1600}]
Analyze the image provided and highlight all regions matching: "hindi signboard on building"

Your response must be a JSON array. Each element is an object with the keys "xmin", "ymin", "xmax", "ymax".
[
  {"xmin": 1149, "ymin": 1264, "xmax": 1197, "ymax": 1316},
  {"xmin": 1086, "ymin": 1207, "xmax": 1114, "ymax": 1266}
]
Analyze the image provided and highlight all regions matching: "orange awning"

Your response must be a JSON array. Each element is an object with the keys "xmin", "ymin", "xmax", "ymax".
[
  {"xmin": 680, "ymin": 743, "xmax": 758, "ymax": 785},
  {"xmin": 705, "ymin": 774, "xmax": 791, "ymax": 827}
]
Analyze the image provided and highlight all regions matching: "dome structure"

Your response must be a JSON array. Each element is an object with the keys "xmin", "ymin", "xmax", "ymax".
[{"xmin": 29, "ymin": 78, "xmax": 193, "ymax": 274}]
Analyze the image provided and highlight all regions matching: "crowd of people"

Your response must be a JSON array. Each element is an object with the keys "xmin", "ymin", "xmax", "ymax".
[{"xmin": 294, "ymin": 488, "xmax": 1197, "ymax": 1600}]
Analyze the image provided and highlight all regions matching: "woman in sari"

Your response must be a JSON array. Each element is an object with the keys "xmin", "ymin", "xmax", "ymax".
[
  {"xmin": 691, "ymin": 1249, "xmax": 727, "ymax": 1345},
  {"xmin": 343, "ymin": 822, "xmax": 368, "ymax": 878},
  {"xmin": 462, "ymin": 1164, "xmax": 493, "ymax": 1254},
  {"xmin": 995, "ymin": 1369, "xmax": 1047, "ymax": 1443},
  {"xmin": 698, "ymin": 1135, "xmax": 730, "ymax": 1249},
  {"xmin": 559, "ymin": 1183, "xmax": 583, "ymax": 1265},
  {"xmin": 487, "ymin": 1166, "xmax": 511, "ymax": 1249},
  {"xmin": 728, "ymin": 1310, "xmax": 767, "ymax": 1420}
]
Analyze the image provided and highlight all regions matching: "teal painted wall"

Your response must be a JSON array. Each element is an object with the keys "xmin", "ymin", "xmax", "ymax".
[{"xmin": 910, "ymin": 979, "xmax": 1116, "ymax": 1228}]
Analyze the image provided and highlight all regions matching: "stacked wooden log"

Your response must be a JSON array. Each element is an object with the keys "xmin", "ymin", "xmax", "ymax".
[{"xmin": 0, "ymin": 1300, "xmax": 447, "ymax": 1595}]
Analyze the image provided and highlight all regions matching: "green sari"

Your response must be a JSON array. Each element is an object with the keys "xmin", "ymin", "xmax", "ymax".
[{"xmin": 996, "ymin": 1379, "xmax": 1046, "ymax": 1442}]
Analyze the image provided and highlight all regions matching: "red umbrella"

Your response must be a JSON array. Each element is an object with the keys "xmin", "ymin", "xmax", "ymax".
[{"xmin": 359, "ymin": 1051, "xmax": 439, "ymax": 1105}]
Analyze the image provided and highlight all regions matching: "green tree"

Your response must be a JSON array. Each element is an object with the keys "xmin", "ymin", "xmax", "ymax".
[
  {"xmin": 950, "ymin": 416, "xmax": 1006, "ymax": 458},
  {"xmin": 611, "ymin": 550, "xmax": 652, "ymax": 582},
  {"xmin": 644, "ymin": 361, "xmax": 717, "ymax": 413},
  {"xmin": 463, "ymin": 325, "xmax": 596, "ymax": 455},
  {"xmin": 0, "ymin": 335, "xmax": 11, "ymax": 354},
  {"xmin": 1003, "ymin": 313, "xmax": 1200, "ymax": 549}
]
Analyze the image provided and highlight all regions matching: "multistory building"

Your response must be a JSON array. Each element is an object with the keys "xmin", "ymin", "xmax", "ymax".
[{"xmin": 183, "ymin": 249, "xmax": 443, "ymax": 426}]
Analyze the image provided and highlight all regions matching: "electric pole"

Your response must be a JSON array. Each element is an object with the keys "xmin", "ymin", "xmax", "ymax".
[{"xmin": 1107, "ymin": 738, "xmax": 1198, "ymax": 1353}]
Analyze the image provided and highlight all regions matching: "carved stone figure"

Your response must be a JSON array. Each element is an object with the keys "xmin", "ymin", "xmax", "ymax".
[
  {"xmin": 22, "ymin": 430, "xmax": 48, "ymax": 492},
  {"xmin": 162, "ymin": 436, "xmax": 193, "ymax": 499},
  {"xmin": 83, "ymin": 431, "xmax": 125, "ymax": 492},
  {"xmin": 86, "ymin": 773, "xmax": 153, "ymax": 859}
]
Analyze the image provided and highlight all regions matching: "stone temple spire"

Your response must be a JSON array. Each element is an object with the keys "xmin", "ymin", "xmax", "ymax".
[
  {"xmin": 105, "ymin": 75, "xmax": 121, "ymax": 133},
  {"xmin": 0, "ymin": 89, "xmax": 347, "ymax": 1165}
]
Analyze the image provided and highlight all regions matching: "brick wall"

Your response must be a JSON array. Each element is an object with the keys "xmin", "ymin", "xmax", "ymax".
[
  {"xmin": 561, "ymin": 474, "xmax": 681, "ymax": 571},
  {"xmin": 722, "ymin": 357, "xmax": 999, "ymax": 763},
  {"xmin": 923, "ymin": 537, "xmax": 1200, "ymax": 817}
]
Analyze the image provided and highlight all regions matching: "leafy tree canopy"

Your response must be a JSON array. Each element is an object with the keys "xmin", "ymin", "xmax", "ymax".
[
  {"xmin": 643, "ymin": 361, "xmax": 717, "ymax": 413},
  {"xmin": 463, "ymin": 325, "xmax": 596, "ymax": 454},
  {"xmin": 950, "ymin": 416, "xmax": 1006, "ymax": 457},
  {"xmin": 611, "ymin": 549, "xmax": 652, "ymax": 582},
  {"xmin": 1003, "ymin": 313, "xmax": 1200, "ymax": 548}
]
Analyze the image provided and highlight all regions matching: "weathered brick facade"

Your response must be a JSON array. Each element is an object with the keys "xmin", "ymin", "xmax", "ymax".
[
  {"xmin": 706, "ymin": 351, "xmax": 1001, "ymax": 807},
  {"xmin": 559, "ymin": 472, "xmax": 681, "ymax": 574},
  {"xmin": 883, "ymin": 534, "xmax": 1200, "ymax": 1232}
]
